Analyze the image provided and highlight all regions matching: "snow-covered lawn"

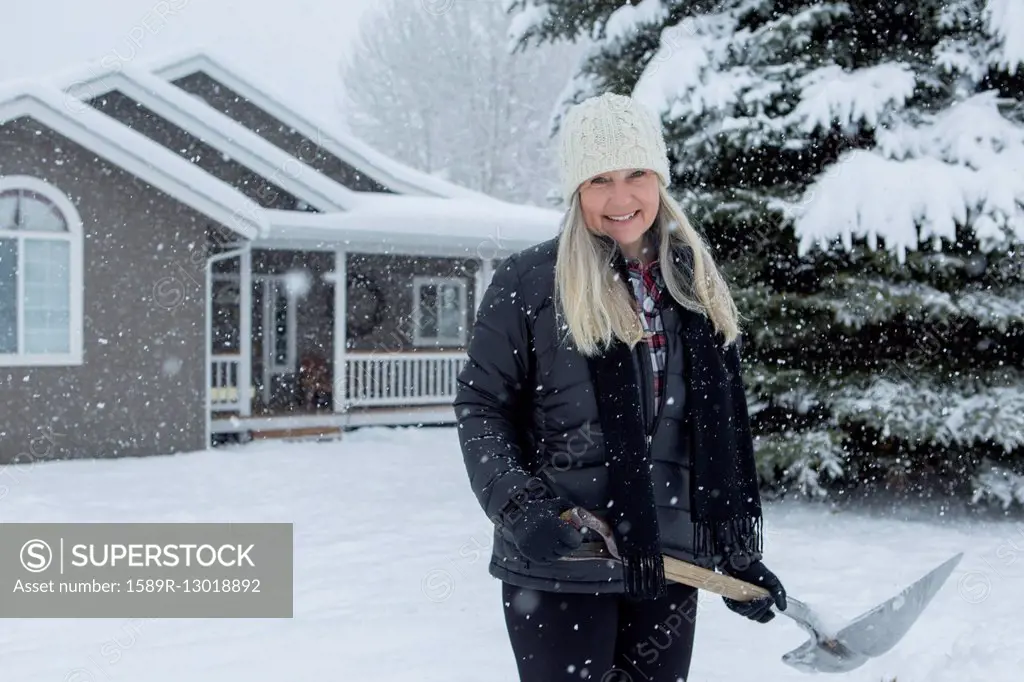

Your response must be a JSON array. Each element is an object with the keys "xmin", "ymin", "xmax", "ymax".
[{"xmin": 0, "ymin": 426, "xmax": 1021, "ymax": 681}]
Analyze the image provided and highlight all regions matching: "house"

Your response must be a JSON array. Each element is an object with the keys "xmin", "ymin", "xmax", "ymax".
[{"xmin": 0, "ymin": 49, "xmax": 561, "ymax": 464}]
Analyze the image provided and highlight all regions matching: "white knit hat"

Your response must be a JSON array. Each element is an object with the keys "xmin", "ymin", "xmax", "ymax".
[{"xmin": 557, "ymin": 92, "xmax": 671, "ymax": 203}]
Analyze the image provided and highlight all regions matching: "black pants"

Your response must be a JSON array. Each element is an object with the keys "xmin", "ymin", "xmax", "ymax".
[{"xmin": 502, "ymin": 581, "xmax": 699, "ymax": 682}]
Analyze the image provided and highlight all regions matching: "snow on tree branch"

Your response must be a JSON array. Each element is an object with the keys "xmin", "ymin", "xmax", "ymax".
[
  {"xmin": 830, "ymin": 377, "xmax": 1024, "ymax": 452},
  {"xmin": 791, "ymin": 89, "xmax": 1024, "ymax": 260},
  {"xmin": 792, "ymin": 63, "xmax": 917, "ymax": 133},
  {"xmin": 972, "ymin": 459, "xmax": 1024, "ymax": 508},
  {"xmin": 792, "ymin": 139, "xmax": 1024, "ymax": 262},
  {"xmin": 634, "ymin": 7, "xmax": 744, "ymax": 117},
  {"xmin": 754, "ymin": 429, "xmax": 848, "ymax": 498},
  {"xmin": 985, "ymin": 0, "xmax": 1024, "ymax": 74},
  {"xmin": 604, "ymin": 0, "xmax": 669, "ymax": 44},
  {"xmin": 506, "ymin": 0, "xmax": 550, "ymax": 50},
  {"xmin": 877, "ymin": 92, "xmax": 1024, "ymax": 167},
  {"xmin": 794, "ymin": 152, "xmax": 980, "ymax": 261}
]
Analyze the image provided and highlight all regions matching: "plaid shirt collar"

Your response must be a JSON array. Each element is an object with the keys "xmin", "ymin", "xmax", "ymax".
[{"xmin": 626, "ymin": 258, "xmax": 665, "ymax": 311}]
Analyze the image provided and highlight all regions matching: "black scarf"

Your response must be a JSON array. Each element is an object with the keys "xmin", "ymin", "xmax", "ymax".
[{"xmin": 584, "ymin": 242, "xmax": 763, "ymax": 601}]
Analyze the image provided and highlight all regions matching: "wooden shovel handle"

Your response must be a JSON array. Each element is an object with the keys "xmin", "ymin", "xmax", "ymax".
[
  {"xmin": 663, "ymin": 555, "xmax": 771, "ymax": 602},
  {"xmin": 558, "ymin": 507, "xmax": 770, "ymax": 602}
]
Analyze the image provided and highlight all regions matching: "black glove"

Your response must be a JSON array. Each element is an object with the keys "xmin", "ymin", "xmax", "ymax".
[
  {"xmin": 504, "ymin": 498, "xmax": 583, "ymax": 564},
  {"xmin": 720, "ymin": 558, "xmax": 787, "ymax": 624}
]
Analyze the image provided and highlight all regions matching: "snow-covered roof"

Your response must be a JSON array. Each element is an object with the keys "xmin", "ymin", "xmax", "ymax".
[
  {"xmin": 0, "ymin": 80, "xmax": 263, "ymax": 239},
  {"xmin": 141, "ymin": 47, "xmax": 498, "ymax": 201},
  {"xmin": 259, "ymin": 195, "xmax": 562, "ymax": 256},
  {"xmin": 2, "ymin": 47, "xmax": 568, "ymax": 255},
  {"xmin": 47, "ymin": 60, "xmax": 362, "ymax": 213}
]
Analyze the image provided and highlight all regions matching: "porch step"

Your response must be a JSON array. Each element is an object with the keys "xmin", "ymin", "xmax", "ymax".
[
  {"xmin": 211, "ymin": 405, "xmax": 456, "ymax": 435},
  {"xmin": 249, "ymin": 425, "xmax": 343, "ymax": 441}
]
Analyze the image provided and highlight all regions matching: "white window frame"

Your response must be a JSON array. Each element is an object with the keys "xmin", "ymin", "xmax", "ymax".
[
  {"xmin": 0, "ymin": 176, "xmax": 84, "ymax": 367},
  {"xmin": 411, "ymin": 276, "xmax": 467, "ymax": 347}
]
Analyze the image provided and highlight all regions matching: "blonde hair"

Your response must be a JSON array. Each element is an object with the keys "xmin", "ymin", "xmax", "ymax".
[{"xmin": 553, "ymin": 184, "xmax": 742, "ymax": 356}]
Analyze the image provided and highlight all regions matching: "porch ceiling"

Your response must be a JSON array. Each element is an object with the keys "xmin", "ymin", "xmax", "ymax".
[{"xmin": 258, "ymin": 195, "xmax": 562, "ymax": 257}]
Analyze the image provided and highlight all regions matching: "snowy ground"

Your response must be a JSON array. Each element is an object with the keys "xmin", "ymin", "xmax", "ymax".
[{"xmin": 0, "ymin": 426, "xmax": 1021, "ymax": 681}]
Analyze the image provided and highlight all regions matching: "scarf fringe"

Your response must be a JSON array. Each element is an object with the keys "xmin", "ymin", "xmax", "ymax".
[
  {"xmin": 622, "ymin": 552, "xmax": 667, "ymax": 601},
  {"xmin": 694, "ymin": 516, "xmax": 764, "ymax": 561}
]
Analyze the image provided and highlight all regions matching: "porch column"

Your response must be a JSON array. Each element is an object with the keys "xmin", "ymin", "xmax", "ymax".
[
  {"xmin": 333, "ymin": 247, "xmax": 347, "ymax": 413},
  {"xmin": 474, "ymin": 257, "xmax": 495, "ymax": 312},
  {"xmin": 239, "ymin": 246, "xmax": 252, "ymax": 417}
]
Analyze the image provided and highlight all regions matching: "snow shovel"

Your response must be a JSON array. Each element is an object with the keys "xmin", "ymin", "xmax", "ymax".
[{"xmin": 560, "ymin": 507, "xmax": 963, "ymax": 674}]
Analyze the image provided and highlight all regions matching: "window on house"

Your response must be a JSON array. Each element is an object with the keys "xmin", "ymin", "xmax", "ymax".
[
  {"xmin": 0, "ymin": 178, "xmax": 83, "ymax": 366},
  {"xmin": 412, "ymin": 276, "xmax": 467, "ymax": 346}
]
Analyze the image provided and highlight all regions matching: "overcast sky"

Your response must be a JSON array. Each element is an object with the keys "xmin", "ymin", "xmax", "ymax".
[{"xmin": 1, "ymin": 0, "xmax": 390, "ymax": 125}]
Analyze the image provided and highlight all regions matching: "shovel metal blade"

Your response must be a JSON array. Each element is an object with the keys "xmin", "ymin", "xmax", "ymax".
[
  {"xmin": 781, "ymin": 552, "xmax": 964, "ymax": 674},
  {"xmin": 781, "ymin": 636, "xmax": 870, "ymax": 674},
  {"xmin": 780, "ymin": 597, "xmax": 871, "ymax": 674},
  {"xmin": 832, "ymin": 552, "xmax": 963, "ymax": 657}
]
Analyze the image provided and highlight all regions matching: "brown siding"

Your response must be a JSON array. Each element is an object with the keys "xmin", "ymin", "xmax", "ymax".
[
  {"xmin": 169, "ymin": 72, "xmax": 394, "ymax": 194},
  {"xmin": 86, "ymin": 90, "xmax": 309, "ymax": 211},
  {"xmin": 346, "ymin": 253, "xmax": 479, "ymax": 352},
  {"xmin": 0, "ymin": 117, "xmax": 220, "ymax": 464}
]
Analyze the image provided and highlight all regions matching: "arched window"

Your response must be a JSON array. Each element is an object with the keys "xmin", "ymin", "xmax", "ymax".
[{"xmin": 0, "ymin": 176, "xmax": 83, "ymax": 366}]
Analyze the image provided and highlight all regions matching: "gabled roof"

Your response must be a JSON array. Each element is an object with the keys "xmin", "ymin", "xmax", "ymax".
[
  {"xmin": 2, "ymin": 47, "xmax": 564, "ymax": 254},
  {"xmin": 49, "ymin": 60, "xmax": 359, "ymax": 212},
  {"xmin": 142, "ymin": 48, "xmax": 497, "ymax": 201},
  {"xmin": 0, "ymin": 80, "xmax": 263, "ymax": 239}
]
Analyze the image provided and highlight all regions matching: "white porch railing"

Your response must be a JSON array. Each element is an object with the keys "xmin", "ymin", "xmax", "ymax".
[
  {"xmin": 210, "ymin": 354, "xmax": 244, "ymax": 410},
  {"xmin": 210, "ymin": 351, "xmax": 469, "ymax": 413},
  {"xmin": 344, "ymin": 352, "xmax": 468, "ymax": 407}
]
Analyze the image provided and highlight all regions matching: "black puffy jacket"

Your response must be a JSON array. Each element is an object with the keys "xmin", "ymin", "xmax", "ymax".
[{"xmin": 454, "ymin": 236, "xmax": 725, "ymax": 593}]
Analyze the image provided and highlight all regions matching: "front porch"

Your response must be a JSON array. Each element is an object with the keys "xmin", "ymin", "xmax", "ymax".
[
  {"xmin": 209, "ymin": 350, "xmax": 469, "ymax": 433},
  {"xmin": 206, "ymin": 243, "xmax": 494, "ymax": 440}
]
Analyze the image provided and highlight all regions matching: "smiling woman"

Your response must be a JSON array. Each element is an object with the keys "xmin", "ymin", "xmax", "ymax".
[
  {"xmin": 577, "ymin": 168, "xmax": 661, "ymax": 261},
  {"xmin": 454, "ymin": 91, "xmax": 787, "ymax": 682}
]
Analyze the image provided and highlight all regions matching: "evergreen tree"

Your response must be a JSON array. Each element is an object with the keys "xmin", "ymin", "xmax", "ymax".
[{"xmin": 507, "ymin": 0, "xmax": 1024, "ymax": 507}]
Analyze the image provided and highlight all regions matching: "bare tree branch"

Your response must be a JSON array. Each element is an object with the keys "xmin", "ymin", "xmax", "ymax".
[{"xmin": 339, "ymin": 0, "xmax": 585, "ymax": 205}]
